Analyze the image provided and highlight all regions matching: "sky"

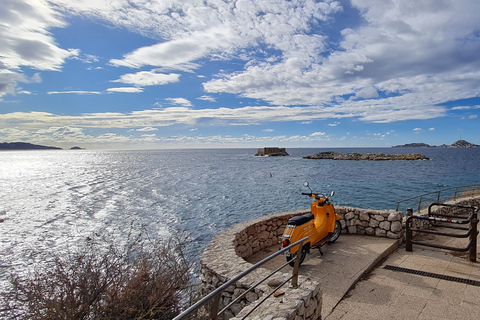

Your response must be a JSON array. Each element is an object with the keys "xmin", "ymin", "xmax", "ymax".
[{"xmin": 1, "ymin": 0, "xmax": 479, "ymax": 150}]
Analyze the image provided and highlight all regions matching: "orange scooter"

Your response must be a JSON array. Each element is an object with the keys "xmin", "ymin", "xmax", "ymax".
[{"xmin": 281, "ymin": 182, "xmax": 342, "ymax": 266}]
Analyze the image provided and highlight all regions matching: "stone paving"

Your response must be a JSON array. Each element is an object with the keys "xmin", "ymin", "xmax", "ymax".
[
  {"xmin": 247, "ymin": 232, "xmax": 480, "ymax": 320},
  {"xmin": 247, "ymin": 234, "xmax": 400, "ymax": 318},
  {"xmin": 327, "ymin": 237, "xmax": 480, "ymax": 320}
]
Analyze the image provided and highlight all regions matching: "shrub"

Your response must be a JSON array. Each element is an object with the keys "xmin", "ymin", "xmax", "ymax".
[{"xmin": 0, "ymin": 230, "xmax": 193, "ymax": 320}]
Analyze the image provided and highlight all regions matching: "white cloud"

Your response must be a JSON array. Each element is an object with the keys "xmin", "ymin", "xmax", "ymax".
[
  {"xmin": 107, "ymin": 87, "xmax": 144, "ymax": 93},
  {"xmin": 137, "ymin": 127, "xmax": 158, "ymax": 132},
  {"xmin": 166, "ymin": 98, "xmax": 192, "ymax": 107},
  {"xmin": 0, "ymin": 0, "xmax": 79, "ymax": 71},
  {"xmin": 469, "ymin": 114, "xmax": 478, "ymax": 119},
  {"xmin": 48, "ymin": 90, "xmax": 101, "ymax": 95},
  {"xmin": 354, "ymin": 86, "xmax": 379, "ymax": 100},
  {"xmin": 311, "ymin": 131, "xmax": 326, "ymax": 137},
  {"xmin": 112, "ymin": 71, "xmax": 180, "ymax": 86},
  {"xmin": 413, "ymin": 128, "xmax": 422, "ymax": 133},
  {"xmin": 197, "ymin": 95, "xmax": 216, "ymax": 102},
  {"xmin": 262, "ymin": 129, "xmax": 274, "ymax": 132},
  {"xmin": 429, "ymin": 128, "xmax": 435, "ymax": 131}
]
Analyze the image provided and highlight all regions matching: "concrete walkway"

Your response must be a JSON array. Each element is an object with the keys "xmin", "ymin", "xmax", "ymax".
[
  {"xmin": 247, "ymin": 232, "xmax": 480, "ymax": 319},
  {"xmin": 327, "ymin": 237, "xmax": 480, "ymax": 320},
  {"xmin": 247, "ymin": 234, "xmax": 400, "ymax": 317}
]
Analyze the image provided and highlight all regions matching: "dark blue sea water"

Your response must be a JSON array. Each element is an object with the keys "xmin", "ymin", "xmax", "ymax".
[{"xmin": 1, "ymin": 147, "xmax": 479, "ymax": 286}]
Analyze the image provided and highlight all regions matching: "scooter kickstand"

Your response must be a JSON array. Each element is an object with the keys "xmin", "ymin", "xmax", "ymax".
[{"xmin": 317, "ymin": 247, "xmax": 324, "ymax": 256}]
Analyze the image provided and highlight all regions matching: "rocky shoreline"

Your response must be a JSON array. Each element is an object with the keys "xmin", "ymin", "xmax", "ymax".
[{"xmin": 303, "ymin": 151, "xmax": 429, "ymax": 160}]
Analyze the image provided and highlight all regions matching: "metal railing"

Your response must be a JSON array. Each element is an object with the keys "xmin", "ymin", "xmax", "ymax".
[
  {"xmin": 173, "ymin": 237, "xmax": 309, "ymax": 320},
  {"xmin": 405, "ymin": 203, "xmax": 479, "ymax": 261},
  {"xmin": 396, "ymin": 184, "xmax": 479, "ymax": 214}
]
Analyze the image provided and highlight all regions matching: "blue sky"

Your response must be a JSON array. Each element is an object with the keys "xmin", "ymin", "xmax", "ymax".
[{"xmin": 1, "ymin": 0, "xmax": 479, "ymax": 149}]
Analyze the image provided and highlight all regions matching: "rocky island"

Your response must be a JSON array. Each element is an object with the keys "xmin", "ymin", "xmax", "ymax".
[
  {"xmin": 303, "ymin": 151, "xmax": 429, "ymax": 161},
  {"xmin": 393, "ymin": 139, "xmax": 479, "ymax": 148},
  {"xmin": 0, "ymin": 142, "xmax": 62, "ymax": 150}
]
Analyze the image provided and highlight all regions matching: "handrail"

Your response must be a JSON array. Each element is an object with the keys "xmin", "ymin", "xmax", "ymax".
[
  {"xmin": 396, "ymin": 184, "xmax": 479, "ymax": 213},
  {"xmin": 405, "ymin": 203, "xmax": 479, "ymax": 261},
  {"xmin": 173, "ymin": 237, "xmax": 309, "ymax": 320}
]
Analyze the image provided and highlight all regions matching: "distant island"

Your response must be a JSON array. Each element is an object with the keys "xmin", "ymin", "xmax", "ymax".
[
  {"xmin": 0, "ymin": 142, "xmax": 85, "ymax": 150},
  {"xmin": 255, "ymin": 147, "xmax": 289, "ymax": 156},
  {"xmin": 0, "ymin": 142, "xmax": 62, "ymax": 150},
  {"xmin": 392, "ymin": 140, "xmax": 479, "ymax": 148},
  {"xmin": 304, "ymin": 152, "xmax": 429, "ymax": 161}
]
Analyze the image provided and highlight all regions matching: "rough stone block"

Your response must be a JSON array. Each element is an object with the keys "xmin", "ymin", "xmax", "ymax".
[
  {"xmin": 375, "ymin": 228, "xmax": 387, "ymax": 237},
  {"xmin": 387, "ymin": 212, "xmax": 401, "ymax": 222},
  {"xmin": 347, "ymin": 225, "xmax": 357, "ymax": 233},
  {"xmin": 359, "ymin": 211, "xmax": 370, "ymax": 221},
  {"xmin": 379, "ymin": 221, "xmax": 391, "ymax": 230},
  {"xmin": 369, "ymin": 219, "xmax": 380, "ymax": 228},
  {"xmin": 345, "ymin": 212, "xmax": 355, "ymax": 220},
  {"xmin": 390, "ymin": 221, "xmax": 402, "ymax": 232},
  {"xmin": 387, "ymin": 231, "xmax": 402, "ymax": 239}
]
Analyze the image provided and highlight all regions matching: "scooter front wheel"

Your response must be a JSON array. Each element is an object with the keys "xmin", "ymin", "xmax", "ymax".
[
  {"xmin": 328, "ymin": 220, "xmax": 342, "ymax": 243},
  {"xmin": 286, "ymin": 245, "xmax": 308, "ymax": 267}
]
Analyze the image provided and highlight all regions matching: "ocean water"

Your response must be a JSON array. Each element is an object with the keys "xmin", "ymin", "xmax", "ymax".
[{"xmin": 1, "ymin": 147, "xmax": 479, "ymax": 287}]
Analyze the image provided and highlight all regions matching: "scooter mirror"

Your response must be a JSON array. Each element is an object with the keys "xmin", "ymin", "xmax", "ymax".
[
  {"xmin": 304, "ymin": 181, "xmax": 309, "ymax": 187},
  {"xmin": 330, "ymin": 191, "xmax": 335, "ymax": 197}
]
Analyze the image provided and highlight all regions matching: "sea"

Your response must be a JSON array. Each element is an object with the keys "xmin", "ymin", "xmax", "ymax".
[{"xmin": 1, "ymin": 147, "xmax": 480, "ymax": 288}]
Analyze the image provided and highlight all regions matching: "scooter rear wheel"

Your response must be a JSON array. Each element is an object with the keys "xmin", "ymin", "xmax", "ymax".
[
  {"xmin": 286, "ymin": 245, "xmax": 308, "ymax": 267},
  {"xmin": 328, "ymin": 220, "xmax": 342, "ymax": 243}
]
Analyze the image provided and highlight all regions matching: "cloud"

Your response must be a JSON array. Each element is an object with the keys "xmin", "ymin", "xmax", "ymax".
[
  {"xmin": 311, "ymin": 131, "xmax": 326, "ymax": 137},
  {"xmin": 166, "ymin": 98, "xmax": 192, "ymax": 107},
  {"xmin": 469, "ymin": 114, "xmax": 478, "ymax": 119},
  {"xmin": 112, "ymin": 71, "xmax": 180, "ymax": 86},
  {"xmin": 48, "ymin": 90, "xmax": 101, "ymax": 95},
  {"xmin": 354, "ymin": 86, "xmax": 379, "ymax": 100},
  {"xmin": 0, "ymin": 0, "xmax": 79, "ymax": 97},
  {"xmin": 429, "ymin": 128, "xmax": 435, "ymax": 131},
  {"xmin": 262, "ymin": 129, "xmax": 274, "ymax": 132},
  {"xmin": 107, "ymin": 87, "xmax": 144, "ymax": 93},
  {"xmin": 137, "ymin": 127, "xmax": 158, "ymax": 132},
  {"xmin": 197, "ymin": 95, "xmax": 216, "ymax": 102},
  {"xmin": 413, "ymin": 128, "xmax": 422, "ymax": 133}
]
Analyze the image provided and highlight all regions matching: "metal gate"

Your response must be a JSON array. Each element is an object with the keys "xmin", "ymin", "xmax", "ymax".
[{"xmin": 405, "ymin": 203, "xmax": 479, "ymax": 261}]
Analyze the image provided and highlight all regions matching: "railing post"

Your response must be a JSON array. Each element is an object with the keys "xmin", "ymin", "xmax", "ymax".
[
  {"xmin": 437, "ymin": 191, "xmax": 441, "ymax": 203},
  {"xmin": 291, "ymin": 241, "xmax": 304, "ymax": 288},
  {"xmin": 417, "ymin": 195, "xmax": 423, "ymax": 213},
  {"xmin": 469, "ymin": 212, "xmax": 478, "ymax": 262},
  {"xmin": 454, "ymin": 187, "xmax": 458, "ymax": 200},
  {"xmin": 210, "ymin": 293, "xmax": 221, "ymax": 320},
  {"xmin": 406, "ymin": 217, "xmax": 413, "ymax": 252}
]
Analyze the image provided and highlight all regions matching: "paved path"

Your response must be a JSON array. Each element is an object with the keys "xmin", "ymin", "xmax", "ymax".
[
  {"xmin": 247, "ymin": 231, "xmax": 480, "ymax": 319},
  {"xmin": 327, "ymin": 236, "xmax": 480, "ymax": 319},
  {"xmin": 247, "ymin": 234, "xmax": 400, "ymax": 317}
]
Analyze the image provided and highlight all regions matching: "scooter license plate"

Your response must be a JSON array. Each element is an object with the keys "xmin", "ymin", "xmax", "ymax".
[{"xmin": 280, "ymin": 248, "xmax": 290, "ymax": 256}]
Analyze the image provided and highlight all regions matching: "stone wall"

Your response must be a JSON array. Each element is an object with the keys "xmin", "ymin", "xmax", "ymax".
[
  {"xmin": 336, "ymin": 206, "xmax": 404, "ymax": 239},
  {"xmin": 200, "ymin": 206, "xmax": 404, "ymax": 319},
  {"xmin": 200, "ymin": 209, "xmax": 321, "ymax": 320}
]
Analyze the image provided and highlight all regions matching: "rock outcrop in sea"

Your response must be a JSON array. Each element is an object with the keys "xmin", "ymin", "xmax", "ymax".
[
  {"xmin": 393, "ymin": 139, "xmax": 479, "ymax": 148},
  {"xmin": 303, "ymin": 151, "xmax": 429, "ymax": 160}
]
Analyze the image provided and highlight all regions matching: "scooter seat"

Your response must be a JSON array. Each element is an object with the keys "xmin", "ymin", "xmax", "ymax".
[{"xmin": 287, "ymin": 213, "xmax": 314, "ymax": 226}]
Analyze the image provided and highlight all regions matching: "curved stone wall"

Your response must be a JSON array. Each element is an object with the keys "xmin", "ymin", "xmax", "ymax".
[{"xmin": 200, "ymin": 206, "xmax": 404, "ymax": 319}]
